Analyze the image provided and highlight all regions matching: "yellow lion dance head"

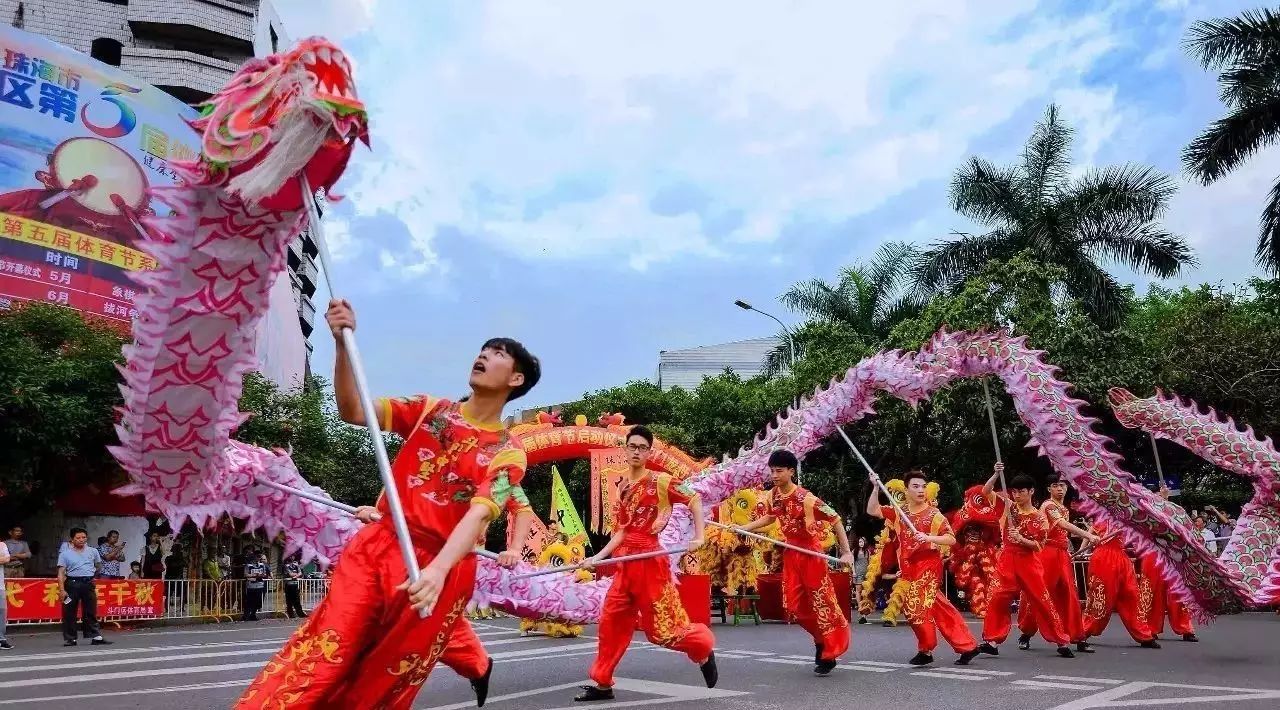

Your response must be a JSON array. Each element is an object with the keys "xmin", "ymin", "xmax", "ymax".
[
  {"xmin": 885, "ymin": 478, "xmax": 940, "ymax": 506},
  {"xmin": 538, "ymin": 533, "xmax": 592, "ymax": 583}
]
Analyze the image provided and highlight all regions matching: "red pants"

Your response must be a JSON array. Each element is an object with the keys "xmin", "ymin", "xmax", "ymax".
[
  {"xmin": 782, "ymin": 549, "xmax": 850, "ymax": 661},
  {"xmin": 1082, "ymin": 547, "xmax": 1154, "ymax": 642},
  {"xmin": 1138, "ymin": 554, "xmax": 1193, "ymax": 637},
  {"xmin": 1017, "ymin": 546, "xmax": 1084, "ymax": 643},
  {"xmin": 982, "ymin": 549, "xmax": 1068, "ymax": 646},
  {"xmin": 589, "ymin": 552, "xmax": 715, "ymax": 688},
  {"xmin": 236, "ymin": 523, "xmax": 476, "ymax": 710},
  {"xmin": 441, "ymin": 618, "xmax": 488, "ymax": 679},
  {"xmin": 901, "ymin": 557, "xmax": 977, "ymax": 654}
]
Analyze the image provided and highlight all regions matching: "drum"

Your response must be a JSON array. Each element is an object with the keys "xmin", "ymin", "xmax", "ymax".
[{"xmin": 49, "ymin": 137, "xmax": 149, "ymax": 215}]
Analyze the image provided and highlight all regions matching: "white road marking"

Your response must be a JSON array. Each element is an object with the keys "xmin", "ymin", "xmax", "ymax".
[
  {"xmin": 837, "ymin": 664, "xmax": 897, "ymax": 674},
  {"xmin": 0, "ymin": 679, "xmax": 250, "ymax": 705},
  {"xmin": 0, "ymin": 661, "xmax": 267, "ymax": 689},
  {"xmin": 1047, "ymin": 681, "xmax": 1280, "ymax": 709},
  {"xmin": 423, "ymin": 677, "xmax": 747, "ymax": 710},
  {"xmin": 118, "ymin": 624, "xmax": 297, "ymax": 637},
  {"xmin": 1012, "ymin": 680, "xmax": 1105, "ymax": 691},
  {"xmin": 911, "ymin": 671, "xmax": 988, "ymax": 681},
  {"xmin": 847, "ymin": 660, "xmax": 913, "ymax": 668},
  {"xmin": 488, "ymin": 641, "xmax": 600, "ymax": 659},
  {"xmin": 715, "ymin": 653, "xmax": 750, "ymax": 659},
  {"xmin": 0, "ymin": 637, "xmax": 288, "ymax": 664},
  {"xmin": 725, "ymin": 649, "xmax": 773, "ymax": 656},
  {"xmin": 0, "ymin": 647, "xmax": 276, "ymax": 675},
  {"xmin": 493, "ymin": 650, "xmax": 601, "ymax": 665},
  {"xmin": 928, "ymin": 667, "xmax": 1016, "ymax": 677},
  {"xmin": 1035, "ymin": 675, "xmax": 1125, "ymax": 686},
  {"xmin": 757, "ymin": 658, "xmax": 813, "ymax": 666}
]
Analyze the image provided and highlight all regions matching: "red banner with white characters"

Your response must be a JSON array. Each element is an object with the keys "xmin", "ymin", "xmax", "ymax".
[{"xmin": 3, "ymin": 578, "xmax": 164, "ymax": 621}]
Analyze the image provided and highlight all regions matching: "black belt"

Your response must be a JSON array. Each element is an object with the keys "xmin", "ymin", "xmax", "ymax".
[{"xmin": 67, "ymin": 576, "xmax": 94, "ymax": 581}]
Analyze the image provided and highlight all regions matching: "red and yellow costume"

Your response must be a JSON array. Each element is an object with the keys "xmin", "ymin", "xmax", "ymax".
[
  {"xmin": 1137, "ymin": 552, "xmax": 1194, "ymax": 638},
  {"xmin": 1016, "ymin": 499, "xmax": 1085, "ymax": 643},
  {"xmin": 881, "ymin": 506, "xmax": 977, "ymax": 655},
  {"xmin": 237, "ymin": 396, "xmax": 530, "ymax": 710},
  {"xmin": 981, "ymin": 499, "xmax": 1068, "ymax": 646},
  {"xmin": 588, "ymin": 473, "xmax": 715, "ymax": 688},
  {"xmin": 440, "ymin": 618, "xmax": 489, "ymax": 680},
  {"xmin": 768, "ymin": 485, "xmax": 851, "ymax": 662},
  {"xmin": 1082, "ymin": 522, "xmax": 1155, "ymax": 642}
]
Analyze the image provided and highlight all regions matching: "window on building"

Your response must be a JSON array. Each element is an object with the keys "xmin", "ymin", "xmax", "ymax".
[
  {"xmin": 270, "ymin": 26, "xmax": 279, "ymax": 53},
  {"xmin": 13, "ymin": 2, "xmax": 24, "ymax": 29},
  {"xmin": 90, "ymin": 38, "xmax": 123, "ymax": 67}
]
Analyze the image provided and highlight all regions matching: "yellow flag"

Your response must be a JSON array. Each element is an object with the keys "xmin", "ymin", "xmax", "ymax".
[{"xmin": 550, "ymin": 466, "xmax": 589, "ymax": 548}]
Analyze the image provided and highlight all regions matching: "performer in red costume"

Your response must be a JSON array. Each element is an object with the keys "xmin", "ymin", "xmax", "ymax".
[
  {"xmin": 737, "ymin": 450, "xmax": 855, "ymax": 675},
  {"xmin": 1137, "ymin": 485, "xmax": 1199, "ymax": 643},
  {"xmin": 868, "ymin": 470, "xmax": 982, "ymax": 667},
  {"xmin": 1081, "ymin": 518, "xmax": 1161, "ymax": 648},
  {"xmin": 1016, "ymin": 473, "xmax": 1100, "ymax": 654},
  {"xmin": 573, "ymin": 425, "xmax": 717, "ymax": 703},
  {"xmin": 978, "ymin": 465, "xmax": 1076, "ymax": 659},
  {"xmin": 237, "ymin": 300, "xmax": 540, "ymax": 710}
]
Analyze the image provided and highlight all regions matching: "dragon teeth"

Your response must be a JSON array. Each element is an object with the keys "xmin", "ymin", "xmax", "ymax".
[
  {"xmin": 317, "ymin": 46, "xmax": 333, "ymax": 65},
  {"xmin": 302, "ymin": 50, "xmax": 316, "ymax": 65}
]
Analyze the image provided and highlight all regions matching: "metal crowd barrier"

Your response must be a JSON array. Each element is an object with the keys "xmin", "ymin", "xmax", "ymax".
[{"xmin": 4, "ymin": 578, "xmax": 331, "ymax": 627}]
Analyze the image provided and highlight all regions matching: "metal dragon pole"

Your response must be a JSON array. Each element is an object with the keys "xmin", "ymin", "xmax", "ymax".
[
  {"xmin": 300, "ymin": 175, "xmax": 424, "ymax": 611},
  {"xmin": 511, "ymin": 547, "xmax": 690, "ymax": 581},
  {"xmin": 833, "ymin": 426, "xmax": 920, "ymax": 535},
  {"xmin": 1150, "ymin": 433, "xmax": 1167, "ymax": 489},
  {"xmin": 707, "ymin": 520, "xmax": 843, "ymax": 564}
]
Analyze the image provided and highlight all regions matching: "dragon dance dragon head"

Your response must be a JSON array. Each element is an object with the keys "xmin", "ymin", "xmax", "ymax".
[{"xmin": 186, "ymin": 36, "xmax": 369, "ymax": 211}]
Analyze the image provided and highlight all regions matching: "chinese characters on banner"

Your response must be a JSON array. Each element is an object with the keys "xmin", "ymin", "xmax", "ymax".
[
  {"xmin": 3, "ymin": 578, "xmax": 164, "ymax": 621},
  {"xmin": 590, "ymin": 448, "xmax": 630, "ymax": 535},
  {"xmin": 0, "ymin": 27, "xmax": 197, "ymax": 328},
  {"xmin": 505, "ymin": 512, "xmax": 550, "ymax": 565}
]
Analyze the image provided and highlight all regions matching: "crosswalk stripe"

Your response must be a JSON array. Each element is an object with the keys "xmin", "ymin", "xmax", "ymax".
[
  {"xmin": 911, "ymin": 671, "xmax": 987, "ymax": 682},
  {"xmin": 1011, "ymin": 679, "xmax": 1104, "ymax": 691},
  {"xmin": 0, "ymin": 638, "xmax": 289, "ymax": 664},
  {"xmin": 0, "ymin": 679, "xmax": 251, "ymax": 705},
  {"xmin": 927, "ymin": 667, "xmax": 1016, "ymax": 677},
  {"xmin": 0, "ymin": 662, "xmax": 267, "ymax": 689},
  {"xmin": 0, "ymin": 647, "xmax": 276, "ymax": 676},
  {"xmin": 1033, "ymin": 674, "xmax": 1124, "ymax": 685}
]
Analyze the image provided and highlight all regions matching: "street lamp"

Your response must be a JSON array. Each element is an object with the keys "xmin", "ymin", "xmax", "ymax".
[{"xmin": 735, "ymin": 299, "xmax": 802, "ymax": 482}]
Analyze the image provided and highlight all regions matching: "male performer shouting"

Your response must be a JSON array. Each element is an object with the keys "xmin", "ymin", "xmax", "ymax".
[
  {"xmin": 869, "ymin": 470, "xmax": 981, "ymax": 667},
  {"xmin": 574, "ymin": 425, "xmax": 717, "ymax": 702},
  {"xmin": 1082, "ymin": 518, "xmax": 1161, "ymax": 649},
  {"xmin": 978, "ymin": 465, "xmax": 1075, "ymax": 659},
  {"xmin": 1138, "ymin": 485, "xmax": 1198, "ymax": 643},
  {"xmin": 238, "ymin": 300, "xmax": 539, "ymax": 710},
  {"xmin": 1016, "ymin": 474, "xmax": 1099, "ymax": 653},
  {"xmin": 737, "ymin": 450, "xmax": 854, "ymax": 675}
]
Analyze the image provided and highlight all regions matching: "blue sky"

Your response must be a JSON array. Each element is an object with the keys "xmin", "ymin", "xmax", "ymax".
[{"xmin": 272, "ymin": 0, "xmax": 1279, "ymax": 409}]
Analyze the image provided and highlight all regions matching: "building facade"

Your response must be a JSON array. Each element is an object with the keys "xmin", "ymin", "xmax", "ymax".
[
  {"xmin": 656, "ymin": 337, "xmax": 782, "ymax": 391},
  {"xmin": 2, "ymin": 0, "xmax": 319, "ymax": 358}
]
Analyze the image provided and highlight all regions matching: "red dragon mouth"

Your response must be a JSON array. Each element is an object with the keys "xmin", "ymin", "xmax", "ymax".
[{"xmin": 299, "ymin": 42, "xmax": 362, "ymax": 111}]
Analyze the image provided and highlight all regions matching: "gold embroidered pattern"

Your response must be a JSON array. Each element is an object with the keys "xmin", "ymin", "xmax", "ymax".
[
  {"xmin": 649, "ymin": 581, "xmax": 693, "ymax": 646},
  {"xmin": 1083, "ymin": 575, "xmax": 1108, "ymax": 621},
  {"xmin": 1137, "ymin": 576, "xmax": 1154, "ymax": 618},
  {"xmin": 904, "ymin": 571, "xmax": 938, "ymax": 625},
  {"xmin": 239, "ymin": 617, "xmax": 346, "ymax": 709},
  {"xmin": 385, "ymin": 596, "xmax": 467, "ymax": 698},
  {"xmin": 810, "ymin": 574, "xmax": 848, "ymax": 634}
]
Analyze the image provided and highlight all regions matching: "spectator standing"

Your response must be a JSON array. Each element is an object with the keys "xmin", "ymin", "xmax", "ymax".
[
  {"xmin": 3, "ymin": 526, "xmax": 31, "ymax": 579},
  {"xmin": 164, "ymin": 544, "xmax": 187, "ymax": 611},
  {"xmin": 0, "ymin": 542, "xmax": 12, "ymax": 649},
  {"xmin": 1192, "ymin": 516, "xmax": 1218, "ymax": 555},
  {"xmin": 282, "ymin": 554, "xmax": 307, "ymax": 619},
  {"xmin": 97, "ymin": 531, "xmax": 126, "ymax": 580},
  {"xmin": 243, "ymin": 552, "xmax": 269, "ymax": 621},
  {"xmin": 58, "ymin": 528, "xmax": 111, "ymax": 647},
  {"xmin": 127, "ymin": 562, "xmax": 142, "ymax": 580},
  {"xmin": 142, "ymin": 532, "xmax": 165, "ymax": 579}
]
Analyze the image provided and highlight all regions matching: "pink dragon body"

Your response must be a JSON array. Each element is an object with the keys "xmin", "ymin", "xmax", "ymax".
[{"xmin": 1109, "ymin": 388, "xmax": 1280, "ymax": 607}]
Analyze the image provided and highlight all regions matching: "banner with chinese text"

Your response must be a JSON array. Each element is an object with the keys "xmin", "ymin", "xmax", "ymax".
[
  {"xmin": 590, "ymin": 448, "xmax": 630, "ymax": 535},
  {"xmin": 505, "ymin": 513, "xmax": 550, "ymax": 565},
  {"xmin": 0, "ymin": 26, "xmax": 197, "ymax": 327},
  {"xmin": 3, "ymin": 578, "xmax": 164, "ymax": 621},
  {"xmin": 549, "ymin": 466, "xmax": 589, "ymax": 547}
]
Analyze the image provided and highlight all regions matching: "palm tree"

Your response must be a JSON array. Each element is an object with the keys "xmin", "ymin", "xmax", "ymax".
[
  {"xmin": 763, "ymin": 241, "xmax": 922, "ymax": 375},
  {"xmin": 912, "ymin": 104, "xmax": 1195, "ymax": 328},
  {"xmin": 1182, "ymin": 8, "xmax": 1280, "ymax": 274}
]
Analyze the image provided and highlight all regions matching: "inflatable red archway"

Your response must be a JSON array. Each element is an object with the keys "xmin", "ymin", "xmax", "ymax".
[{"xmin": 511, "ymin": 412, "xmax": 712, "ymax": 479}]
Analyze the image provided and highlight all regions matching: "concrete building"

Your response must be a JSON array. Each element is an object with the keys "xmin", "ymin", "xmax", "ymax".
[
  {"xmin": 3, "ymin": 0, "xmax": 320, "ymax": 358},
  {"xmin": 656, "ymin": 337, "xmax": 782, "ymax": 391}
]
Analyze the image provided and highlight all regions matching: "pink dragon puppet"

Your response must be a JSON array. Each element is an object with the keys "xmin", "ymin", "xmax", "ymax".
[{"xmin": 110, "ymin": 38, "xmax": 370, "ymax": 566}]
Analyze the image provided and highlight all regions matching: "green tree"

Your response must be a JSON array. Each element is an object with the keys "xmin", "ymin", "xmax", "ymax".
[
  {"xmin": 1182, "ymin": 9, "xmax": 1280, "ymax": 273},
  {"xmin": 0, "ymin": 304, "xmax": 127, "ymax": 521},
  {"xmin": 913, "ymin": 104, "xmax": 1195, "ymax": 327}
]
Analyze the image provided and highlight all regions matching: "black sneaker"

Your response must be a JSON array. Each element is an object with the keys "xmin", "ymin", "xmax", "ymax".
[
  {"xmin": 815, "ymin": 643, "xmax": 822, "ymax": 665},
  {"xmin": 857, "ymin": 616, "xmax": 868, "ymax": 625},
  {"xmin": 815, "ymin": 658, "xmax": 837, "ymax": 676},
  {"xmin": 1182, "ymin": 633, "xmax": 1199, "ymax": 642},
  {"xmin": 700, "ymin": 652, "xmax": 718, "ymax": 688},
  {"xmin": 909, "ymin": 652, "xmax": 934, "ymax": 666},
  {"xmin": 573, "ymin": 686, "xmax": 614, "ymax": 702},
  {"xmin": 63, "ymin": 640, "xmax": 77, "ymax": 647},
  {"xmin": 471, "ymin": 658, "xmax": 493, "ymax": 707},
  {"xmin": 1140, "ymin": 639, "xmax": 1161, "ymax": 649},
  {"xmin": 1017, "ymin": 633, "xmax": 1032, "ymax": 651},
  {"xmin": 978, "ymin": 642, "xmax": 999, "ymax": 656},
  {"xmin": 1056, "ymin": 646, "xmax": 1075, "ymax": 658},
  {"xmin": 1075, "ymin": 641, "xmax": 1095, "ymax": 653},
  {"xmin": 0, "ymin": 640, "xmax": 12, "ymax": 650},
  {"xmin": 955, "ymin": 649, "xmax": 980, "ymax": 666},
  {"xmin": 91, "ymin": 638, "xmax": 113, "ymax": 646}
]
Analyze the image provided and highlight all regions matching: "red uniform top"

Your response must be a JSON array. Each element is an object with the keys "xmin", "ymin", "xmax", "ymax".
[
  {"xmin": 1041, "ymin": 499, "xmax": 1070, "ymax": 550},
  {"xmin": 881, "ymin": 506, "xmax": 952, "ymax": 565},
  {"xmin": 376, "ymin": 395, "xmax": 531, "ymax": 546},
  {"xmin": 612, "ymin": 472, "xmax": 698, "ymax": 554},
  {"xmin": 767, "ymin": 485, "xmax": 838, "ymax": 551},
  {"xmin": 996, "ymin": 497, "xmax": 1050, "ymax": 557}
]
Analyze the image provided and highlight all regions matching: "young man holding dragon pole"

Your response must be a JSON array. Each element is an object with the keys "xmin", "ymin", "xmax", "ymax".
[
  {"xmin": 574, "ymin": 425, "xmax": 717, "ymax": 703},
  {"xmin": 978, "ymin": 464, "xmax": 1076, "ymax": 659},
  {"xmin": 1138, "ymin": 485, "xmax": 1198, "ymax": 642},
  {"xmin": 868, "ymin": 470, "xmax": 982, "ymax": 667},
  {"xmin": 1015, "ymin": 473, "xmax": 1100, "ymax": 654},
  {"xmin": 1081, "ymin": 514, "xmax": 1162, "ymax": 649},
  {"xmin": 736, "ymin": 450, "xmax": 855, "ymax": 675},
  {"xmin": 238, "ymin": 300, "xmax": 540, "ymax": 710}
]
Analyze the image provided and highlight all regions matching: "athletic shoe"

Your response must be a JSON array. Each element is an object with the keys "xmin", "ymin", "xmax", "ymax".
[
  {"xmin": 1182, "ymin": 633, "xmax": 1199, "ymax": 642},
  {"xmin": 978, "ymin": 642, "xmax": 1000, "ymax": 656},
  {"xmin": 1017, "ymin": 633, "xmax": 1032, "ymax": 651},
  {"xmin": 700, "ymin": 652, "xmax": 719, "ymax": 688},
  {"xmin": 815, "ymin": 658, "xmax": 837, "ymax": 676},
  {"xmin": 573, "ymin": 686, "xmax": 614, "ymax": 702},
  {"xmin": 471, "ymin": 658, "xmax": 493, "ymax": 707},
  {"xmin": 1056, "ymin": 646, "xmax": 1075, "ymax": 658},
  {"xmin": 1075, "ymin": 641, "xmax": 1095, "ymax": 653},
  {"xmin": 955, "ymin": 649, "xmax": 980, "ymax": 666},
  {"xmin": 909, "ymin": 652, "xmax": 934, "ymax": 666}
]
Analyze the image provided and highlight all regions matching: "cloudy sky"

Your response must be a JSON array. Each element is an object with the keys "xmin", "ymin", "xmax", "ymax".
[{"xmin": 271, "ymin": 0, "xmax": 1278, "ymax": 409}]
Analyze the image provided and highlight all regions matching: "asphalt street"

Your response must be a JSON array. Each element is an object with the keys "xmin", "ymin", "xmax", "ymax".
[{"xmin": 0, "ymin": 611, "xmax": 1276, "ymax": 709}]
